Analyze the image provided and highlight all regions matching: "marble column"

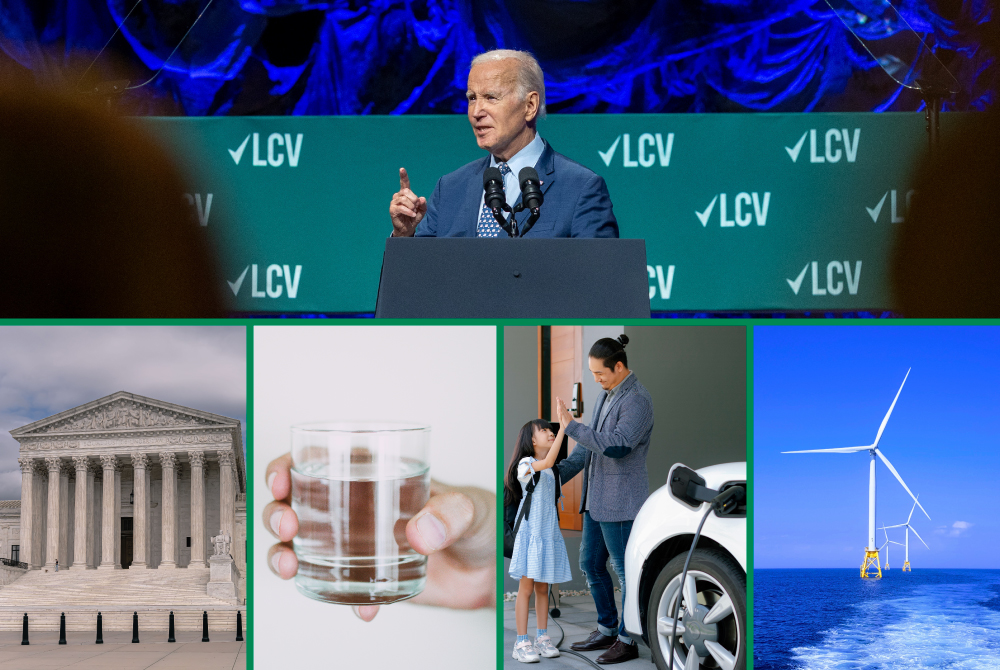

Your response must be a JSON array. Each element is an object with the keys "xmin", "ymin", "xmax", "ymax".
[
  {"xmin": 219, "ymin": 451, "xmax": 236, "ymax": 548},
  {"xmin": 71, "ymin": 457, "xmax": 89, "ymax": 569},
  {"xmin": 189, "ymin": 451, "xmax": 207, "ymax": 568},
  {"xmin": 159, "ymin": 452, "xmax": 177, "ymax": 569},
  {"xmin": 33, "ymin": 466, "xmax": 47, "ymax": 567},
  {"xmin": 17, "ymin": 458, "xmax": 36, "ymax": 569},
  {"xmin": 44, "ymin": 457, "xmax": 61, "ymax": 569},
  {"xmin": 86, "ymin": 466, "xmax": 97, "ymax": 568},
  {"xmin": 98, "ymin": 455, "xmax": 118, "ymax": 569},
  {"xmin": 130, "ymin": 453, "xmax": 148, "ymax": 569},
  {"xmin": 145, "ymin": 468, "xmax": 152, "ymax": 567},
  {"xmin": 114, "ymin": 465, "xmax": 122, "ymax": 568},
  {"xmin": 59, "ymin": 465, "xmax": 70, "ymax": 568}
]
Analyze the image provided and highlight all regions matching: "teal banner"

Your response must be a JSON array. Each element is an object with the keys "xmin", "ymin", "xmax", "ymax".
[{"xmin": 140, "ymin": 112, "xmax": 964, "ymax": 313}]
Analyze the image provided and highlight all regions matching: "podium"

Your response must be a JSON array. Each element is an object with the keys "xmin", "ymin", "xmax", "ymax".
[{"xmin": 375, "ymin": 238, "xmax": 650, "ymax": 318}]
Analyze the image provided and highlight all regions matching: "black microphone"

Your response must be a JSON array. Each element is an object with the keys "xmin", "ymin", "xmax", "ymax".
[
  {"xmin": 483, "ymin": 167, "xmax": 513, "ymax": 236},
  {"xmin": 483, "ymin": 167, "xmax": 507, "ymax": 211},
  {"xmin": 518, "ymin": 167, "xmax": 543, "ymax": 210},
  {"xmin": 517, "ymin": 167, "xmax": 543, "ymax": 236}
]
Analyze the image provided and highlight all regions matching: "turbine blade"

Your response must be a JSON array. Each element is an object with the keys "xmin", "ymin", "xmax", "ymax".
[
  {"xmin": 890, "ymin": 541, "xmax": 905, "ymax": 546},
  {"xmin": 873, "ymin": 368, "xmax": 910, "ymax": 447},
  {"xmin": 875, "ymin": 449, "xmax": 931, "ymax": 520},
  {"xmin": 782, "ymin": 446, "xmax": 872, "ymax": 454},
  {"xmin": 884, "ymin": 523, "xmax": 906, "ymax": 529},
  {"xmin": 909, "ymin": 525, "xmax": 929, "ymax": 549},
  {"xmin": 907, "ymin": 495, "xmax": 919, "ymax": 524}
]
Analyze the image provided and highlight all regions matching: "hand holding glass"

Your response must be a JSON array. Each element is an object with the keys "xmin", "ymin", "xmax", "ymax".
[{"xmin": 291, "ymin": 422, "xmax": 430, "ymax": 605}]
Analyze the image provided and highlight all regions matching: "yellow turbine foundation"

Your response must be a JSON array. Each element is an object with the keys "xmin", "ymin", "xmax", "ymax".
[
  {"xmin": 861, "ymin": 550, "xmax": 882, "ymax": 579},
  {"xmin": 902, "ymin": 561, "xmax": 911, "ymax": 572}
]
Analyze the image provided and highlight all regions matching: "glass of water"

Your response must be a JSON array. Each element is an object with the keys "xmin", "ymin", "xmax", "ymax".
[{"xmin": 290, "ymin": 421, "xmax": 431, "ymax": 605}]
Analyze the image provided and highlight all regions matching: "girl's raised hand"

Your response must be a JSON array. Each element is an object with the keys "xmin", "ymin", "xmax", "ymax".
[{"xmin": 556, "ymin": 396, "xmax": 572, "ymax": 426}]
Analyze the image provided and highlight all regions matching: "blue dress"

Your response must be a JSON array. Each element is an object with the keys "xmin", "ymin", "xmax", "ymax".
[{"xmin": 508, "ymin": 457, "xmax": 572, "ymax": 584}]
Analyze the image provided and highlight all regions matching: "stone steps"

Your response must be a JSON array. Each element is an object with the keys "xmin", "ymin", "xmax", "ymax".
[{"xmin": 0, "ymin": 568, "xmax": 243, "ymax": 630}]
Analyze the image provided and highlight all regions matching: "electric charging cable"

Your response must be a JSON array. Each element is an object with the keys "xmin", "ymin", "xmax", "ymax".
[
  {"xmin": 668, "ymin": 485, "xmax": 744, "ymax": 670},
  {"xmin": 548, "ymin": 593, "xmax": 605, "ymax": 670}
]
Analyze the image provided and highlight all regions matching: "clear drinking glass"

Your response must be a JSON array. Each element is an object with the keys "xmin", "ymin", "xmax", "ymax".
[{"xmin": 290, "ymin": 421, "xmax": 431, "ymax": 605}]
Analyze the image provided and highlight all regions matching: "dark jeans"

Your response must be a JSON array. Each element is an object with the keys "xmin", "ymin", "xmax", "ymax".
[{"xmin": 579, "ymin": 511, "xmax": 634, "ymax": 644}]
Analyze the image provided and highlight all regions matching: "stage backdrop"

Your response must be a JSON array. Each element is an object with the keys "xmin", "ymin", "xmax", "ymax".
[{"xmin": 142, "ymin": 112, "xmax": 968, "ymax": 314}]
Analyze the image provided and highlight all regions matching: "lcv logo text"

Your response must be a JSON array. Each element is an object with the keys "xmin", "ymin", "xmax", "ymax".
[
  {"xmin": 229, "ymin": 133, "xmax": 304, "ymax": 166},
  {"xmin": 696, "ymin": 193, "xmax": 770, "ymax": 227},
  {"xmin": 787, "ymin": 261, "xmax": 862, "ymax": 296},
  {"xmin": 786, "ymin": 129, "xmax": 860, "ymax": 163},
  {"xmin": 647, "ymin": 265, "xmax": 675, "ymax": 300},
  {"xmin": 600, "ymin": 133, "xmax": 674, "ymax": 167},
  {"xmin": 183, "ymin": 193, "xmax": 212, "ymax": 226},
  {"xmin": 228, "ymin": 265, "xmax": 303, "ymax": 298}
]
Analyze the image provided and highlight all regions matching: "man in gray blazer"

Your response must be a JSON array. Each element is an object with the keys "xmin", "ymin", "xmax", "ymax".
[{"xmin": 556, "ymin": 335, "xmax": 653, "ymax": 665}]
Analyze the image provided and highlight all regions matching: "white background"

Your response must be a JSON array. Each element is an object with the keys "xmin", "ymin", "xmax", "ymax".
[{"xmin": 253, "ymin": 325, "xmax": 496, "ymax": 669}]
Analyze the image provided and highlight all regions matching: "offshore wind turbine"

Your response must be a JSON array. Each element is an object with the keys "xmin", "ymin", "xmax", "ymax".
[
  {"xmin": 879, "ymin": 524, "xmax": 903, "ymax": 570},
  {"xmin": 885, "ymin": 496, "xmax": 929, "ymax": 572},
  {"xmin": 783, "ymin": 369, "xmax": 930, "ymax": 579}
]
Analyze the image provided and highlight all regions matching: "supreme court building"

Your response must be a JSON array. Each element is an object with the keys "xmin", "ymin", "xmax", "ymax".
[{"xmin": 8, "ymin": 391, "xmax": 246, "ymax": 596}]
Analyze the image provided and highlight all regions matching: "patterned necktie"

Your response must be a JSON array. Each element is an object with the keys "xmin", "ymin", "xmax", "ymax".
[{"xmin": 477, "ymin": 162, "xmax": 512, "ymax": 237}]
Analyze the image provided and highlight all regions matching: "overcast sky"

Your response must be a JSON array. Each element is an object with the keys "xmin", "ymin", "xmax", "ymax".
[{"xmin": 0, "ymin": 326, "xmax": 246, "ymax": 500}]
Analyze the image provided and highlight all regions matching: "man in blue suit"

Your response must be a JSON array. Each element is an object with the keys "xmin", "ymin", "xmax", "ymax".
[{"xmin": 388, "ymin": 49, "xmax": 619, "ymax": 238}]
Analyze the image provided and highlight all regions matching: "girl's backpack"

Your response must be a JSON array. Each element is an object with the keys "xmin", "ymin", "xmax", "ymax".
[{"xmin": 503, "ymin": 464, "xmax": 560, "ymax": 559}]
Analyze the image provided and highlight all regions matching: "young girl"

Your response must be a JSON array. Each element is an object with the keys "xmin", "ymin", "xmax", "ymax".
[{"xmin": 506, "ymin": 416, "xmax": 572, "ymax": 663}]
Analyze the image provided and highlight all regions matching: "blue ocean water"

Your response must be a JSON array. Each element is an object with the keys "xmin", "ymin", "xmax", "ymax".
[{"xmin": 754, "ymin": 569, "xmax": 1000, "ymax": 670}]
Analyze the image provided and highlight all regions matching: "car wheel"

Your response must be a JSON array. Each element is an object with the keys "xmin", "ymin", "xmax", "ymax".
[{"xmin": 646, "ymin": 548, "xmax": 746, "ymax": 670}]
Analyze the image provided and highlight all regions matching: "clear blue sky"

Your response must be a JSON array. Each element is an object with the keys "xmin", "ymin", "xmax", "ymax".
[{"xmin": 754, "ymin": 326, "xmax": 1000, "ymax": 569}]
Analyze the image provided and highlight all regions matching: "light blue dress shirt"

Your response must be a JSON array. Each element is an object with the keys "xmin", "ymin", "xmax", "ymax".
[{"xmin": 476, "ymin": 132, "xmax": 546, "ymax": 227}]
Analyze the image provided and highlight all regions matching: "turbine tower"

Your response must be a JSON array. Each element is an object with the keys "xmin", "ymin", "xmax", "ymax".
[
  {"xmin": 885, "ymin": 496, "xmax": 929, "ymax": 572},
  {"xmin": 783, "ymin": 369, "xmax": 930, "ymax": 579},
  {"xmin": 879, "ymin": 524, "xmax": 903, "ymax": 570}
]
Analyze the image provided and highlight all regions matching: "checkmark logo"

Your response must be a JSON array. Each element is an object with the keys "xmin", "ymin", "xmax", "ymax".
[
  {"xmin": 228, "ymin": 266, "xmax": 249, "ymax": 296},
  {"xmin": 599, "ymin": 136, "xmax": 621, "ymax": 166},
  {"xmin": 228, "ymin": 135, "xmax": 250, "ymax": 165},
  {"xmin": 785, "ymin": 131, "xmax": 808, "ymax": 162},
  {"xmin": 866, "ymin": 192, "xmax": 888, "ymax": 223},
  {"xmin": 787, "ymin": 264, "xmax": 809, "ymax": 294},
  {"xmin": 695, "ymin": 195, "xmax": 718, "ymax": 227}
]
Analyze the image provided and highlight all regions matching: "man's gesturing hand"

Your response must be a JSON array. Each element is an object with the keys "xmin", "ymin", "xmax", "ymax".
[{"xmin": 389, "ymin": 167, "xmax": 427, "ymax": 237}]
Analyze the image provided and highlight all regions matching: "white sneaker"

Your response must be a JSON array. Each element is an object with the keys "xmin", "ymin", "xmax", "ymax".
[
  {"xmin": 512, "ymin": 639, "xmax": 541, "ymax": 663},
  {"xmin": 534, "ymin": 635, "xmax": 560, "ymax": 658}
]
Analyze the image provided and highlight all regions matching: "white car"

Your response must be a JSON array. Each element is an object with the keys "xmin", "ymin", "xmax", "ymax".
[{"xmin": 623, "ymin": 462, "xmax": 747, "ymax": 670}]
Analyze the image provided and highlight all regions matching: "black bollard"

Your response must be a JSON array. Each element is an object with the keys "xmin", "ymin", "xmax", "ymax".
[
  {"xmin": 59, "ymin": 612, "xmax": 67, "ymax": 645},
  {"xmin": 201, "ymin": 610, "xmax": 209, "ymax": 642},
  {"xmin": 132, "ymin": 611, "xmax": 139, "ymax": 643},
  {"xmin": 168, "ymin": 611, "xmax": 175, "ymax": 643},
  {"xmin": 21, "ymin": 613, "xmax": 29, "ymax": 645},
  {"xmin": 236, "ymin": 611, "xmax": 243, "ymax": 642},
  {"xmin": 96, "ymin": 612, "xmax": 103, "ymax": 644}
]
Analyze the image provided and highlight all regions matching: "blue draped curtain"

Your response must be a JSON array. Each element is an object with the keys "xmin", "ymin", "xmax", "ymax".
[{"xmin": 0, "ymin": 0, "xmax": 994, "ymax": 115}]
